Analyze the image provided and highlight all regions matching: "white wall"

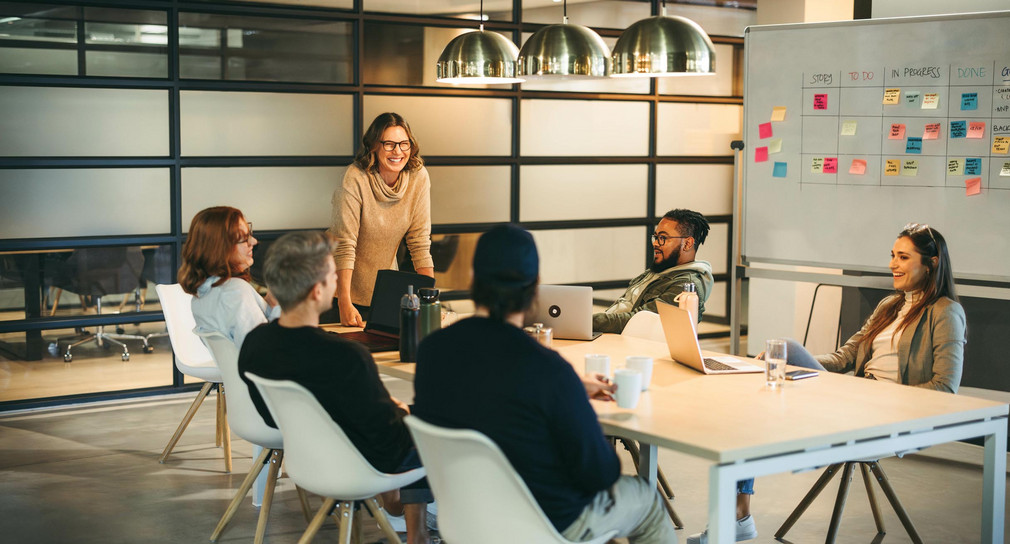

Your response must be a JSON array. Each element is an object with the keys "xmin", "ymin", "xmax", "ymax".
[{"xmin": 872, "ymin": 0, "xmax": 1009, "ymax": 18}]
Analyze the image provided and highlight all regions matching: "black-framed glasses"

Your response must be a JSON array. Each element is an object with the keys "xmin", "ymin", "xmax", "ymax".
[
  {"xmin": 236, "ymin": 222, "xmax": 254, "ymax": 246},
  {"xmin": 651, "ymin": 233, "xmax": 688, "ymax": 246},
  {"xmin": 380, "ymin": 140, "xmax": 412, "ymax": 152}
]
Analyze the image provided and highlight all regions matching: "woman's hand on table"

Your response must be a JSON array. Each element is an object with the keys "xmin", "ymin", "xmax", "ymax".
[
  {"xmin": 339, "ymin": 300, "xmax": 364, "ymax": 327},
  {"xmin": 582, "ymin": 373, "xmax": 617, "ymax": 401}
]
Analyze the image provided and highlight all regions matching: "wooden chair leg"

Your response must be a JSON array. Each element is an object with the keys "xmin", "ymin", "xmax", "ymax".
[
  {"xmin": 860, "ymin": 462, "xmax": 886, "ymax": 534},
  {"xmin": 825, "ymin": 462, "xmax": 857, "ymax": 544},
  {"xmin": 219, "ymin": 385, "xmax": 232, "ymax": 473},
  {"xmin": 215, "ymin": 385, "xmax": 224, "ymax": 447},
  {"xmin": 364, "ymin": 497, "xmax": 403, "ymax": 544},
  {"xmin": 254, "ymin": 449, "xmax": 283, "ymax": 544},
  {"xmin": 775, "ymin": 463, "xmax": 845, "ymax": 539},
  {"xmin": 210, "ymin": 447, "xmax": 272, "ymax": 542},
  {"xmin": 159, "ymin": 382, "xmax": 213, "ymax": 463},
  {"xmin": 619, "ymin": 438, "xmax": 683, "ymax": 528},
  {"xmin": 866, "ymin": 461, "xmax": 923, "ymax": 544},
  {"xmin": 337, "ymin": 501, "xmax": 355, "ymax": 544},
  {"xmin": 296, "ymin": 485, "xmax": 313, "ymax": 523},
  {"xmin": 298, "ymin": 498, "xmax": 337, "ymax": 544}
]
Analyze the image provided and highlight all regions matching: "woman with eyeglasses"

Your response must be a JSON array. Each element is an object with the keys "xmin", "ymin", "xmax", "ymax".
[
  {"xmin": 179, "ymin": 206, "xmax": 279, "ymax": 349},
  {"xmin": 329, "ymin": 112, "xmax": 434, "ymax": 326}
]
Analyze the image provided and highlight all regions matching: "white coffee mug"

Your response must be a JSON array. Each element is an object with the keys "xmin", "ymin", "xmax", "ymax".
[
  {"xmin": 625, "ymin": 356, "xmax": 654, "ymax": 391},
  {"xmin": 584, "ymin": 354, "xmax": 611, "ymax": 377},
  {"xmin": 613, "ymin": 369, "xmax": 643, "ymax": 409}
]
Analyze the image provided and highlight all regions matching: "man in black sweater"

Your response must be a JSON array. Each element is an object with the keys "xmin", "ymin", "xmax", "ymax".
[
  {"xmin": 413, "ymin": 225, "xmax": 676, "ymax": 543},
  {"xmin": 238, "ymin": 231, "xmax": 431, "ymax": 544}
]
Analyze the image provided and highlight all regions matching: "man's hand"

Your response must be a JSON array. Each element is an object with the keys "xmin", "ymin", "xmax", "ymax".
[
  {"xmin": 391, "ymin": 396, "xmax": 410, "ymax": 414},
  {"xmin": 582, "ymin": 373, "xmax": 616, "ymax": 401}
]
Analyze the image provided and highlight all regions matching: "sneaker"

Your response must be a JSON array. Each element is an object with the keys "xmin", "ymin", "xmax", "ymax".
[
  {"xmin": 686, "ymin": 515, "xmax": 758, "ymax": 544},
  {"xmin": 378, "ymin": 506, "xmax": 438, "ymax": 532}
]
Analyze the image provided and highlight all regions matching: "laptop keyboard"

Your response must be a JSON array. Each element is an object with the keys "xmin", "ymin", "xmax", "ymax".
[{"xmin": 703, "ymin": 358, "xmax": 736, "ymax": 371}]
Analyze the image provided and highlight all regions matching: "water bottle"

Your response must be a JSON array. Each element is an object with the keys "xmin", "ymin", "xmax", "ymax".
[
  {"xmin": 418, "ymin": 288, "xmax": 441, "ymax": 339},
  {"xmin": 399, "ymin": 285, "xmax": 420, "ymax": 362},
  {"xmin": 675, "ymin": 282, "xmax": 700, "ymax": 325}
]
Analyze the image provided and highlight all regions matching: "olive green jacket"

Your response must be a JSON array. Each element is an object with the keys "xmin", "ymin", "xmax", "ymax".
[{"xmin": 593, "ymin": 260, "xmax": 714, "ymax": 334}]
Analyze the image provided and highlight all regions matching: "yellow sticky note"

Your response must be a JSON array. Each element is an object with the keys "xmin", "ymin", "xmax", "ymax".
[
  {"xmin": 768, "ymin": 138, "xmax": 782, "ymax": 154},
  {"xmin": 922, "ymin": 93, "xmax": 940, "ymax": 109},
  {"xmin": 771, "ymin": 106, "xmax": 787, "ymax": 122},
  {"xmin": 1001, "ymin": 162, "xmax": 1010, "ymax": 176},
  {"xmin": 901, "ymin": 160, "xmax": 919, "ymax": 176},
  {"xmin": 840, "ymin": 120, "xmax": 858, "ymax": 136},
  {"xmin": 947, "ymin": 158, "xmax": 965, "ymax": 175},
  {"xmin": 883, "ymin": 88, "xmax": 901, "ymax": 105},
  {"xmin": 884, "ymin": 159, "xmax": 901, "ymax": 176},
  {"xmin": 849, "ymin": 159, "xmax": 867, "ymax": 175},
  {"xmin": 993, "ymin": 136, "xmax": 1010, "ymax": 154},
  {"xmin": 811, "ymin": 157, "xmax": 824, "ymax": 173}
]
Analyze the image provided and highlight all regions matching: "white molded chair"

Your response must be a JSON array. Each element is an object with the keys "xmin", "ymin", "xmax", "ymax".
[
  {"xmin": 404, "ymin": 416, "xmax": 617, "ymax": 544},
  {"xmin": 621, "ymin": 310, "xmax": 665, "ymax": 343},
  {"xmin": 155, "ymin": 284, "xmax": 231, "ymax": 472},
  {"xmin": 246, "ymin": 373, "xmax": 425, "ymax": 544},
  {"xmin": 198, "ymin": 331, "xmax": 310, "ymax": 544}
]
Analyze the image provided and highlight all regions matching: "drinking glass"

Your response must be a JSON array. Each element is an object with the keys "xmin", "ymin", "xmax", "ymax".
[{"xmin": 765, "ymin": 339, "xmax": 787, "ymax": 388}]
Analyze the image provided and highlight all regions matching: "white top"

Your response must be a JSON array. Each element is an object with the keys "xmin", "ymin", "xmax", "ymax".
[
  {"xmin": 864, "ymin": 291, "xmax": 920, "ymax": 383},
  {"xmin": 191, "ymin": 276, "xmax": 279, "ymax": 349}
]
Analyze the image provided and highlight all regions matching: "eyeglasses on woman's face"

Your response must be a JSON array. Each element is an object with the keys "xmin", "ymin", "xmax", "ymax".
[
  {"xmin": 380, "ymin": 140, "xmax": 412, "ymax": 152},
  {"xmin": 236, "ymin": 222, "xmax": 254, "ymax": 246}
]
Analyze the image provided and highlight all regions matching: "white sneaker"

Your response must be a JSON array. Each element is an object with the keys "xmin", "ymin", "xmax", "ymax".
[
  {"xmin": 686, "ymin": 515, "xmax": 758, "ymax": 543},
  {"xmin": 378, "ymin": 505, "xmax": 438, "ymax": 532}
]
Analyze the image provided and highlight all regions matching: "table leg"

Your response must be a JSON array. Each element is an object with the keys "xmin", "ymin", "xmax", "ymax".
[
  {"xmin": 708, "ymin": 465, "xmax": 738, "ymax": 544},
  {"xmin": 636, "ymin": 442, "xmax": 658, "ymax": 488},
  {"xmin": 982, "ymin": 420, "xmax": 1007, "ymax": 543}
]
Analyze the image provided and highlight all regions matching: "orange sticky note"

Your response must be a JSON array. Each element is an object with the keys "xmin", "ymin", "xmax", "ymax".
[
  {"xmin": 759, "ymin": 122, "xmax": 773, "ymax": 139},
  {"xmin": 993, "ymin": 137, "xmax": 1010, "ymax": 154},
  {"xmin": 849, "ymin": 159, "xmax": 867, "ymax": 175},
  {"xmin": 755, "ymin": 146, "xmax": 769, "ymax": 162},
  {"xmin": 884, "ymin": 159, "xmax": 900, "ymax": 176},
  {"xmin": 771, "ymin": 106, "xmax": 787, "ymax": 121},
  {"xmin": 923, "ymin": 123, "xmax": 941, "ymax": 140},
  {"xmin": 968, "ymin": 122, "xmax": 985, "ymax": 139},
  {"xmin": 883, "ymin": 88, "xmax": 901, "ymax": 104},
  {"xmin": 889, "ymin": 124, "xmax": 906, "ymax": 139},
  {"xmin": 966, "ymin": 177, "xmax": 981, "ymax": 196}
]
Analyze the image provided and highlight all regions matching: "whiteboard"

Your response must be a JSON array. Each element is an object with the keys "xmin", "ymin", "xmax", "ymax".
[{"xmin": 742, "ymin": 12, "xmax": 1010, "ymax": 282}]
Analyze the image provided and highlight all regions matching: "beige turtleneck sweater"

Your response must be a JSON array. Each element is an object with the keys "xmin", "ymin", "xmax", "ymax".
[{"xmin": 329, "ymin": 164, "xmax": 433, "ymax": 305}]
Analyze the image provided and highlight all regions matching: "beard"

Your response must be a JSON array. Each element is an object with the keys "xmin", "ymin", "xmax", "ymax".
[{"xmin": 649, "ymin": 246, "xmax": 681, "ymax": 273}]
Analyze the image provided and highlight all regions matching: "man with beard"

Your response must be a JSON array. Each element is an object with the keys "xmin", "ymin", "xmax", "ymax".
[{"xmin": 593, "ymin": 209, "xmax": 713, "ymax": 334}]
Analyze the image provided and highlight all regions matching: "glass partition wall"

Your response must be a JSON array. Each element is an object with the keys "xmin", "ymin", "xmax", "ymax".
[{"xmin": 0, "ymin": 0, "xmax": 752, "ymax": 408}]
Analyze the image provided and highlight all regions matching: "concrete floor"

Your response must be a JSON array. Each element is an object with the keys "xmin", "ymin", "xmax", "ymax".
[{"xmin": 1, "ymin": 375, "xmax": 1007, "ymax": 544}]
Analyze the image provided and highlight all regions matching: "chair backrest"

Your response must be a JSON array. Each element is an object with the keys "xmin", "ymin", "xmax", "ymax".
[
  {"xmin": 405, "ymin": 416, "xmax": 594, "ymax": 544},
  {"xmin": 196, "ymin": 330, "xmax": 282, "ymax": 449},
  {"xmin": 621, "ymin": 310, "xmax": 665, "ymax": 343},
  {"xmin": 245, "ymin": 373, "xmax": 424, "ymax": 500},
  {"xmin": 155, "ymin": 284, "xmax": 217, "ymax": 380}
]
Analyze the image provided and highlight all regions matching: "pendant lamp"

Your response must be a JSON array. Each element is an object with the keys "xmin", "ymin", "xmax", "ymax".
[
  {"xmin": 517, "ymin": 0, "xmax": 611, "ymax": 80},
  {"xmin": 436, "ymin": 1, "xmax": 522, "ymax": 84},
  {"xmin": 611, "ymin": 4, "xmax": 715, "ymax": 77}
]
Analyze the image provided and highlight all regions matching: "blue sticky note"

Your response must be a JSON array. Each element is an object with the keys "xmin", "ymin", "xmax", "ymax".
[
  {"xmin": 961, "ymin": 92, "xmax": 978, "ymax": 110},
  {"xmin": 773, "ymin": 162, "xmax": 788, "ymax": 178},
  {"xmin": 906, "ymin": 137, "xmax": 923, "ymax": 154},
  {"xmin": 965, "ymin": 157, "xmax": 982, "ymax": 175},
  {"xmin": 950, "ymin": 120, "xmax": 967, "ymax": 138}
]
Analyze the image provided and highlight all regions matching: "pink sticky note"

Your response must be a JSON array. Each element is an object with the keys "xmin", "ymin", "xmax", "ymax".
[
  {"xmin": 849, "ymin": 159, "xmax": 867, "ymax": 175},
  {"xmin": 923, "ymin": 123, "xmax": 941, "ymax": 140},
  {"xmin": 965, "ymin": 177, "xmax": 982, "ymax": 196},
  {"xmin": 888, "ymin": 124, "xmax": 906, "ymax": 140},
  {"xmin": 755, "ymin": 147, "xmax": 769, "ymax": 162},
  {"xmin": 968, "ymin": 122, "xmax": 985, "ymax": 139},
  {"xmin": 823, "ymin": 157, "xmax": 838, "ymax": 173},
  {"xmin": 758, "ymin": 122, "xmax": 773, "ymax": 139},
  {"xmin": 813, "ymin": 94, "xmax": 828, "ymax": 110}
]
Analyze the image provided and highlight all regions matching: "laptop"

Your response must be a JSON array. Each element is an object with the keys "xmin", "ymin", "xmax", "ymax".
[
  {"xmin": 656, "ymin": 300, "xmax": 763, "ymax": 374},
  {"xmin": 337, "ymin": 270, "xmax": 435, "ymax": 352},
  {"xmin": 524, "ymin": 285, "xmax": 601, "ymax": 341}
]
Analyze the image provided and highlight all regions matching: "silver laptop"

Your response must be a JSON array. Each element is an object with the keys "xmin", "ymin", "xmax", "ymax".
[
  {"xmin": 525, "ymin": 285, "xmax": 600, "ymax": 341},
  {"xmin": 656, "ymin": 301, "xmax": 763, "ymax": 374}
]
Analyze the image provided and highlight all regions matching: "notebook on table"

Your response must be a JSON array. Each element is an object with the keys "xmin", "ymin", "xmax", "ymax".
[
  {"xmin": 524, "ymin": 284, "xmax": 601, "ymax": 341},
  {"xmin": 337, "ymin": 270, "xmax": 435, "ymax": 353},
  {"xmin": 656, "ymin": 300, "xmax": 763, "ymax": 374}
]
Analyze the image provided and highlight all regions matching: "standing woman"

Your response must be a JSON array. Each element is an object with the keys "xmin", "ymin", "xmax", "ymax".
[
  {"xmin": 329, "ymin": 112, "xmax": 434, "ymax": 326},
  {"xmin": 179, "ymin": 206, "xmax": 279, "ymax": 349}
]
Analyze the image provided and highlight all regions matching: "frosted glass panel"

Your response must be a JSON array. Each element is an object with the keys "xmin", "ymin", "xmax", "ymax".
[
  {"xmin": 521, "ymin": 99, "xmax": 649, "ymax": 156},
  {"xmin": 0, "ymin": 169, "xmax": 170, "ymax": 239},
  {"xmin": 245, "ymin": 0, "xmax": 353, "ymax": 7},
  {"xmin": 657, "ymin": 44, "xmax": 736, "ymax": 96},
  {"xmin": 703, "ymin": 222, "xmax": 729, "ymax": 276},
  {"xmin": 705, "ymin": 281, "xmax": 727, "ymax": 318},
  {"xmin": 532, "ymin": 226, "xmax": 646, "ymax": 284},
  {"xmin": 0, "ymin": 48, "xmax": 76, "ymax": 75},
  {"xmin": 664, "ymin": 4, "xmax": 755, "ymax": 38},
  {"xmin": 519, "ymin": 35, "xmax": 650, "ymax": 94},
  {"xmin": 520, "ymin": 164, "xmax": 647, "ymax": 221},
  {"xmin": 0, "ymin": 86, "xmax": 168, "ymax": 157},
  {"xmin": 365, "ymin": 0, "xmax": 512, "ymax": 21},
  {"xmin": 656, "ymin": 103, "xmax": 741, "ymax": 156},
  {"xmin": 522, "ymin": 1, "xmax": 650, "ymax": 29},
  {"xmin": 181, "ymin": 91, "xmax": 354, "ymax": 156},
  {"xmin": 183, "ymin": 167, "xmax": 343, "ymax": 232},
  {"xmin": 655, "ymin": 164, "xmax": 734, "ymax": 216},
  {"xmin": 426, "ymin": 166, "xmax": 511, "ymax": 224},
  {"xmin": 363, "ymin": 95, "xmax": 512, "ymax": 156},
  {"xmin": 86, "ymin": 51, "xmax": 167, "ymax": 78}
]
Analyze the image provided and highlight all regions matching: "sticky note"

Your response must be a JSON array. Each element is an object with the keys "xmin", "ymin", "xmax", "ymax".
[
  {"xmin": 889, "ymin": 124, "xmax": 906, "ymax": 140},
  {"xmin": 768, "ymin": 138, "xmax": 782, "ymax": 154},
  {"xmin": 961, "ymin": 92, "xmax": 978, "ymax": 110},
  {"xmin": 755, "ymin": 146, "xmax": 769, "ymax": 162},
  {"xmin": 905, "ymin": 91, "xmax": 920, "ymax": 105},
  {"xmin": 947, "ymin": 158, "xmax": 964, "ymax": 175},
  {"xmin": 840, "ymin": 120, "xmax": 858, "ymax": 136},
  {"xmin": 773, "ymin": 162, "xmax": 788, "ymax": 178},
  {"xmin": 849, "ymin": 159, "xmax": 867, "ymax": 175},
  {"xmin": 965, "ymin": 157, "xmax": 982, "ymax": 175},
  {"xmin": 993, "ymin": 136, "xmax": 1010, "ymax": 154},
  {"xmin": 950, "ymin": 120, "xmax": 967, "ymax": 138},
  {"xmin": 968, "ymin": 122, "xmax": 985, "ymax": 139},
  {"xmin": 811, "ymin": 157, "xmax": 824, "ymax": 173},
  {"xmin": 759, "ymin": 122, "xmax": 773, "ymax": 139},
  {"xmin": 1001, "ymin": 161, "xmax": 1010, "ymax": 177},
  {"xmin": 813, "ymin": 94, "xmax": 828, "ymax": 110},
  {"xmin": 823, "ymin": 157, "xmax": 838, "ymax": 174},
  {"xmin": 923, "ymin": 123, "xmax": 941, "ymax": 140},
  {"xmin": 884, "ymin": 159, "xmax": 901, "ymax": 176},
  {"xmin": 966, "ymin": 177, "xmax": 981, "ymax": 196},
  {"xmin": 905, "ymin": 137, "xmax": 923, "ymax": 154},
  {"xmin": 771, "ymin": 106, "xmax": 787, "ymax": 121},
  {"xmin": 883, "ymin": 88, "xmax": 901, "ymax": 104},
  {"xmin": 922, "ymin": 93, "xmax": 940, "ymax": 109},
  {"xmin": 901, "ymin": 160, "xmax": 919, "ymax": 176}
]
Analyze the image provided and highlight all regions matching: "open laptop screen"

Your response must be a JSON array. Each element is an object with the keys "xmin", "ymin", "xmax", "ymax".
[{"xmin": 365, "ymin": 270, "xmax": 436, "ymax": 336}]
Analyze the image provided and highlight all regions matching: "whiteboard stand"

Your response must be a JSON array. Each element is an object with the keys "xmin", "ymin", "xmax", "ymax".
[{"xmin": 730, "ymin": 139, "xmax": 745, "ymax": 355}]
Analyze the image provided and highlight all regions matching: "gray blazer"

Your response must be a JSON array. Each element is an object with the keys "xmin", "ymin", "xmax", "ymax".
[{"xmin": 815, "ymin": 296, "xmax": 965, "ymax": 393}]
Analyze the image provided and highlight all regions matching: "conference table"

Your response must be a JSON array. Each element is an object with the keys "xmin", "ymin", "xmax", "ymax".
[{"xmin": 324, "ymin": 325, "xmax": 1009, "ymax": 544}]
